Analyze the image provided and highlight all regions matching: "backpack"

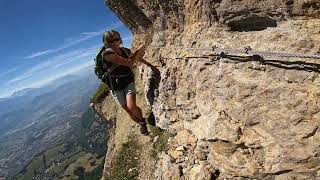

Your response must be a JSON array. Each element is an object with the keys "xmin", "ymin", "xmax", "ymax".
[
  {"xmin": 94, "ymin": 46, "xmax": 131, "ymax": 83},
  {"xmin": 94, "ymin": 46, "xmax": 107, "ymax": 81}
]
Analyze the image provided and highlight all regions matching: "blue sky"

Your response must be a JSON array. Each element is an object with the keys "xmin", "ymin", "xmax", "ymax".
[{"xmin": 0, "ymin": 0, "xmax": 132, "ymax": 98}]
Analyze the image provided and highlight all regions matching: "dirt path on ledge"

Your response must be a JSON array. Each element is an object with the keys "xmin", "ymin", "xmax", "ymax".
[
  {"xmin": 135, "ymin": 130, "xmax": 156, "ymax": 180},
  {"xmin": 133, "ymin": 70, "xmax": 157, "ymax": 180}
]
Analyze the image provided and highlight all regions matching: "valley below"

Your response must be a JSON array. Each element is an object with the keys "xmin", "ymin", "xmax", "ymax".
[{"xmin": 0, "ymin": 69, "xmax": 109, "ymax": 179}]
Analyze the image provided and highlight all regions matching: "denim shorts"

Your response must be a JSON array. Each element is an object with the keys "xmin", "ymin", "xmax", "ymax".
[{"xmin": 110, "ymin": 82, "xmax": 136, "ymax": 106}]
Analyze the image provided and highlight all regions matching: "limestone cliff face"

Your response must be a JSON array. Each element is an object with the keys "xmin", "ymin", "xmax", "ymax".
[{"xmin": 105, "ymin": 0, "xmax": 320, "ymax": 179}]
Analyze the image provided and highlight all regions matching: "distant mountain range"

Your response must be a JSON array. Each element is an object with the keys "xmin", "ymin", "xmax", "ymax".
[
  {"xmin": 0, "ymin": 67, "xmax": 101, "ymax": 178},
  {"xmin": 0, "ymin": 68, "xmax": 100, "ymax": 137}
]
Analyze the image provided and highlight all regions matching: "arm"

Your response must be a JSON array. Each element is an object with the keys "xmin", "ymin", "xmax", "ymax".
[
  {"xmin": 129, "ymin": 46, "xmax": 155, "ymax": 67},
  {"xmin": 104, "ymin": 53, "xmax": 135, "ymax": 68},
  {"xmin": 138, "ymin": 58, "xmax": 153, "ymax": 66},
  {"xmin": 128, "ymin": 46, "xmax": 145, "ymax": 64}
]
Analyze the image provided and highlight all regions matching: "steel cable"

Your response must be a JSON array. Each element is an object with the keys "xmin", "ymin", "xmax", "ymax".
[{"xmin": 151, "ymin": 46, "xmax": 320, "ymax": 59}]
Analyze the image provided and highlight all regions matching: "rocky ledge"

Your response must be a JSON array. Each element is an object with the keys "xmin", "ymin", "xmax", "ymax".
[{"xmin": 104, "ymin": 0, "xmax": 320, "ymax": 179}]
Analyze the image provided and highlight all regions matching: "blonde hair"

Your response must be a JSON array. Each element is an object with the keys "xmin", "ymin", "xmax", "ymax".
[{"xmin": 102, "ymin": 30, "xmax": 122, "ymax": 47}]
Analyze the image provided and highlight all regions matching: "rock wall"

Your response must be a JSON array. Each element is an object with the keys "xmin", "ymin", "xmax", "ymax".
[{"xmin": 105, "ymin": 0, "xmax": 320, "ymax": 179}]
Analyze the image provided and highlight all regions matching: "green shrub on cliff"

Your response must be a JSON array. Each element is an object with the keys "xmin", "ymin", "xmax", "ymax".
[{"xmin": 91, "ymin": 83, "xmax": 109, "ymax": 103}]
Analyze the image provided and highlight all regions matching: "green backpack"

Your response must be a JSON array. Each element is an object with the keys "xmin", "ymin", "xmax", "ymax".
[{"xmin": 94, "ymin": 46, "xmax": 106, "ymax": 81}]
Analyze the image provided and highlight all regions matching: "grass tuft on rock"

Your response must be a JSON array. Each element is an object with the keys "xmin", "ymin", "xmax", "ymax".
[
  {"xmin": 105, "ymin": 134, "xmax": 140, "ymax": 180},
  {"xmin": 149, "ymin": 126, "xmax": 172, "ymax": 158}
]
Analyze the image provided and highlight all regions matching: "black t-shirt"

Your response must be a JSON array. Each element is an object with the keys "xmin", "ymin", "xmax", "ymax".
[
  {"xmin": 101, "ymin": 47, "xmax": 134, "ymax": 90},
  {"xmin": 102, "ymin": 47, "xmax": 133, "ymax": 76}
]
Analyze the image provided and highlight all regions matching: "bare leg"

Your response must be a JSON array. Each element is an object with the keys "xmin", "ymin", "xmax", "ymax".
[
  {"xmin": 126, "ymin": 93, "xmax": 149, "ymax": 135},
  {"xmin": 126, "ymin": 93, "xmax": 144, "ymax": 122},
  {"xmin": 122, "ymin": 105, "xmax": 141, "ymax": 124}
]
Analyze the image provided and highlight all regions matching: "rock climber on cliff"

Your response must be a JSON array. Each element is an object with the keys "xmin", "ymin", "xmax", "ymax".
[{"xmin": 101, "ymin": 30, "xmax": 149, "ymax": 135}]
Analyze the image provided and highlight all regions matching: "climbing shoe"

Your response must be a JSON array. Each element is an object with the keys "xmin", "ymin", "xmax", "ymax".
[{"xmin": 139, "ymin": 121, "xmax": 149, "ymax": 135}]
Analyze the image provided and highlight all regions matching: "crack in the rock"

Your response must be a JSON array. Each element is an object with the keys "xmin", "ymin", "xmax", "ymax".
[{"xmin": 302, "ymin": 126, "xmax": 318, "ymax": 139}]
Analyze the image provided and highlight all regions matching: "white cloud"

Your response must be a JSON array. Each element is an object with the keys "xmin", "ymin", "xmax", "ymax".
[
  {"xmin": 7, "ymin": 74, "xmax": 33, "ymax": 84},
  {"xmin": 1, "ymin": 61, "xmax": 94, "ymax": 98},
  {"xmin": 28, "ymin": 61, "xmax": 94, "ymax": 88},
  {"xmin": 0, "ymin": 67, "xmax": 19, "ymax": 78},
  {"xmin": 24, "ymin": 50, "xmax": 54, "ymax": 59},
  {"xmin": 80, "ymin": 32, "xmax": 101, "ymax": 36},
  {"xmin": 52, "ymin": 47, "xmax": 98, "ymax": 69},
  {"xmin": 6, "ymin": 60, "xmax": 55, "ymax": 84},
  {"xmin": 23, "ymin": 34, "xmax": 99, "ymax": 59},
  {"xmin": 7, "ymin": 45, "xmax": 99, "ymax": 85},
  {"xmin": 24, "ymin": 22, "xmax": 124, "ymax": 60}
]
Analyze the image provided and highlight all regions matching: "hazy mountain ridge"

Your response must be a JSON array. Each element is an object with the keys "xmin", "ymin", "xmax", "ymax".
[
  {"xmin": 0, "ymin": 68, "xmax": 101, "ymax": 178},
  {"xmin": 0, "ymin": 70, "xmax": 99, "ymax": 137},
  {"xmin": 0, "ymin": 70, "xmax": 92, "ymax": 117}
]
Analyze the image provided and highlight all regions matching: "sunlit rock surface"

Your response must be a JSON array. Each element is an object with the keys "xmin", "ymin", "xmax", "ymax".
[{"xmin": 105, "ymin": 0, "xmax": 320, "ymax": 179}]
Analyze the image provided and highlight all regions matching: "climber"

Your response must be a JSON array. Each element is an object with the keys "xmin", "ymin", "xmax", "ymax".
[{"xmin": 101, "ymin": 30, "xmax": 149, "ymax": 135}]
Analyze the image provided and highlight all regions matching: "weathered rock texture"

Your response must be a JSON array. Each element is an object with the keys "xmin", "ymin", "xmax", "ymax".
[{"xmin": 105, "ymin": 0, "xmax": 320, "ymax": 179}]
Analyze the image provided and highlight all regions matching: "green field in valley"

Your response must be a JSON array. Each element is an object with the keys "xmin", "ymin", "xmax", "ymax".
[{"xmin": 15, "ymin": 108, "xmax": 109, "ymax": 180}]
